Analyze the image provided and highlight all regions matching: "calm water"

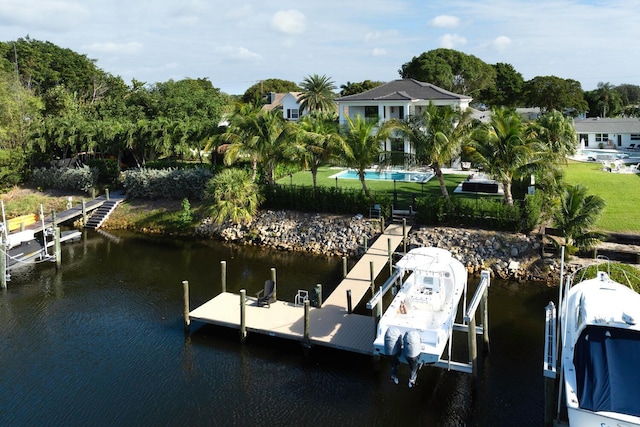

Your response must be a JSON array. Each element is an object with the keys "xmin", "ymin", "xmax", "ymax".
[{"xmin": 0, "ymin": 230, "xmax": 556, "ymax": 426}]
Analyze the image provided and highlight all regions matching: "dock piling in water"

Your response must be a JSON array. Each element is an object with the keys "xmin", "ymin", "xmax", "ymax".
[
  {"xmin": 182, "ymin": 280, "xmax": 190, "ymax": 333},
  {"xmin": 240, "ymin": 289, "xmax": 246, "ymax": 342},
  {"xmin": 342, "ymin": 256, "xmax": 347, "ymax": 278},
  {"xmin": 346, "ymin": 289, "xmax": 352, "ymax": 314},
  {"xmin": 315, "ymin": 284, "xmax": 322, "ymax": 308},
  {"xmin": 220, "ymin": 260, "xmax": 227, "ymax": 293},
  {"xmin": 270, "ymin": 268, "xmax": 277, "ymax": 301},
  {"xmin": 54, "ymin": 227, "xmax": 61, "ymax": 270}
]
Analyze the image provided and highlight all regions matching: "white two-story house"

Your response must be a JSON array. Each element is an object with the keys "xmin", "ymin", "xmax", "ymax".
[
  {"xmin": 335, "ymin": 79, "xmax": 472, "ymax": 167},
  {"xmin": 262, "ymin": 92, "xmax": 304, "ymax": 121}
]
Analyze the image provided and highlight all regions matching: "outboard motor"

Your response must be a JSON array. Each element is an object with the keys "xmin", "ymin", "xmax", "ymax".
[
  {"xmin": 384, "ymin": 327, "xmax": 403, "ymax": 356},
  {"xmin": 403, "ymin": 330, "xmax": 421, "ymax": 359}
]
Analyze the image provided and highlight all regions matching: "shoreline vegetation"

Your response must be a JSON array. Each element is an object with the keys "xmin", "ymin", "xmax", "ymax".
[{"xmin": 2, "ymin": 187, "xmax": 637, "ymax": 284}]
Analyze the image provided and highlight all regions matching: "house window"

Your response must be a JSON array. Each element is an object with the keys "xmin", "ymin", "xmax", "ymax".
[
  {"xmin": 398, "ymin": 106, "xmax": 404, "ymax": 120},
  {"xmin": 364, "ymin": 106, "xmax": 378, "ymax": 119},
  {"xmin": 287, "ymin": 109, "xmax": 299, "ymax": 120},
  {"xmin": 631, "ymin": 134, "xmax": 640, "ymax": 140},
  {"xmin": 595, "ymin": 133, "xmax": 608, "ymax": 142}
]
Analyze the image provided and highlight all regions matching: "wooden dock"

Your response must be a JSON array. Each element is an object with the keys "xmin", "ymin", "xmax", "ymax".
[{"xmin": 188, "ymin": 223, "xmax": 410, "ymax": 355}]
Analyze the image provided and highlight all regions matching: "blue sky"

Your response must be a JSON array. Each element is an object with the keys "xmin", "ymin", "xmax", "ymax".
[{"xmin": 1, "ymin": 0, "xmax": 639, "ymax": 95}]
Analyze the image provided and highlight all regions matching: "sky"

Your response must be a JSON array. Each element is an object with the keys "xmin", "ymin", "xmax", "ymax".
[{"xmin": 1, "ymin": 0, "xmax": 640, "ymax": 95}]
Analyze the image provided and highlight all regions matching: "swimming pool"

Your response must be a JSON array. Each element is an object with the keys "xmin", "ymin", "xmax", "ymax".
[
  {"xmin": 331, "ymin": 169, "xmax": 435, "ymax": 183},
  {"xmin": 578, "ymin": 149, "xmax": 640, "ymax": 161}
]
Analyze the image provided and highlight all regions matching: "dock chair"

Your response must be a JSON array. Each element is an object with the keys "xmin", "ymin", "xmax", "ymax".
[{"xmin": 256, "ymin": 279, "xmax": 276, "ymax": 307}]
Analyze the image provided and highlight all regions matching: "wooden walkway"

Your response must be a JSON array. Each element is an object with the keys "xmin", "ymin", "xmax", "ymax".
[
  {"xmin": 20, "ymin": 191, "xmax": 125, "ymax": 234},
  {"xmin": 189, "ymin": 223, "xmax": 410, "ymax": 355}
]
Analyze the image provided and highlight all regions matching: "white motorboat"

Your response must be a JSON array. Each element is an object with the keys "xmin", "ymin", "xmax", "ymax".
[
  {"xmin": 546, "ymin": 262, "xmax": 640, "ymax": 426},
  {"xmin": 373, "ymin": 247, "xmax": 467, "ymax": 384}
]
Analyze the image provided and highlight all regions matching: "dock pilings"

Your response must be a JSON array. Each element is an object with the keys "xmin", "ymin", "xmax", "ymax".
[
  {"xmin": 182, "ymin": 280, "xmax": 190, "ymax": 333},
  {"xmin": 220, "ymin": 260, "xmax": 226, "ymax": 293},
  {"xmin": 240, "ymin": 289, "xmax": 247, "ymax": 343}
]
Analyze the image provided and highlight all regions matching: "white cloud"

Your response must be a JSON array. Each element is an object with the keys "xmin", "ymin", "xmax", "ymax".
[
  {"xmin": 491, "ymin": 36, "xmax": 511, "ymax": 52},
  {"xmin": 0, "ymin": 0, "xmax": 89, "ymax": 31},
  {"xmin": 87, "ymin": 42, "xmax": 143, "ymax": 54},
  {"xmin": 439, "ymin": 34, "xmax": 467, "ymax": 49},
  {"xmin": 364, "ymin": 30, "xmax": 399, "ymax": 42},
  {"xmin": 216, "ymin": 46, "xmax": 262, "ymax": 63},
  {"xmin": 271, "ymin": 10, "xmax": 306, "ymax": 34},
  {"xmin": 429, "ymin": 15, "xmax": 460, "ymax": 28},
  {"xmin": 371, "ymin": 48, "xmax": 387, "ymax": 57}
]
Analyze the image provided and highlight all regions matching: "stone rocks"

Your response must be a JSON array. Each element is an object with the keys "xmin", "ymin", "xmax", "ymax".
[{"xmin": 195, "ymin": 211, "xmax": 561, "ymax": 282}]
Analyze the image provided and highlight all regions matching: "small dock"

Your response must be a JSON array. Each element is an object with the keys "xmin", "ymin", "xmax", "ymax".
[{"xmin": 188, "ymin": 223, "xmax": 410, "ymax": 355}]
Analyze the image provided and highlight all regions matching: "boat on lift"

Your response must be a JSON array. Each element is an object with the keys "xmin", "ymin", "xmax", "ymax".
[
  {"xmin": 373, "ymin": 247, "xmax": 467, "ymax": 385},
  {"xmin": 544, "ymin": 258, "xmax": 640, "ymax": 426}
]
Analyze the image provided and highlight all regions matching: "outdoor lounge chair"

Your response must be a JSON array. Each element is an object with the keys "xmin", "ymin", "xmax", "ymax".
[
  {"xmin": 629, "ymin": 144, "xmax": 636, "ymax": 149},
  {"xmin": 256, "ymin": 279, "xmax": 276, "ymax": 307}
]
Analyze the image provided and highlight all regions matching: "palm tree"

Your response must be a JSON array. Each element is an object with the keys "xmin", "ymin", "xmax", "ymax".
[
  {"xmin": 222, "ymin": 104, "xmax": 288, "ymax": 184},
  {"xmin": 299, "ymin": 74, "xmax": 337, "ymax": 114},
  {"xmin": 468, "ymin": 107, "xmax": 543, "ymax": 205},
  {"xmin": 395, "ymin": 103, "xmax": 473, "ymax": 198},
  {"xmin": 287, "ymin": 112, "xmax": 341, "ymax": 188},
  {"xmin": 204, "ymin": 168, "xmax": 263, "ymax": 225},
  {"xmin": 531, "ymin": 110, "xmax": 577, "ymax": 161},
  {"xmin": 336, "ymin": 115, "xmax": 393, "ymax": 202},
  {"xmin": 551, "ymin": 184, "xmax": 606, "ymax": 255}
]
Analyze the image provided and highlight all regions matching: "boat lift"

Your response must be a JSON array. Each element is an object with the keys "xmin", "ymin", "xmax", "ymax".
[{"xmin": 366, "ymin": 267, "xmax": 491, "ymax": 378}]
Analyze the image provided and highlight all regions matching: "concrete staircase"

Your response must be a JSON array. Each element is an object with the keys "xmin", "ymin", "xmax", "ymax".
[{"xmin": 84, "ymin": 200, "xmax": 122, "ymax": 230}]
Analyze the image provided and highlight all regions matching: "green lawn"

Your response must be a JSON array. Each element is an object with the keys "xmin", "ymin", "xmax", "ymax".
[
  {"xmin": 277, "ymin": 166, "xmax": 500, "ymax": 210},
  {"xmin": 563, "ymin": 160, "xmax": 640, "ymax": 233},
  {"xmin": 279, "ymin": 162, "xmax": 640, "ymax": 234}
]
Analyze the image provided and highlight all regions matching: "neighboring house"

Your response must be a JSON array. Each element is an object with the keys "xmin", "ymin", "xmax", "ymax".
[
  {"xmin": 262, "ymin": 91, "xmax": 304, "ymax": 121},
  {"xmin": 335, "ymin": 78, "xmax": 472, "ymax": 165},
  {"xmin": 573, "ymin": 117, "xmax": 640, "ymax": 149}
]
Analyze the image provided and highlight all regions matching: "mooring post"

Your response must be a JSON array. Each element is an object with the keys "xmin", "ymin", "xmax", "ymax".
[
  {"xmin": 468, "ymin": 314, "xmax": 478, "ymax": 381},
  {"xmin": 0, "ymin": 242, "xmax": 6, "ymax": 289},
  {"xmin": 481, "ymin": 286, "xmax": 490, "ymax": 353},
  {"xmin": 304, "ymin": 299, "xmax": 310, "ymax": 345},
  {"xmin": 54, "ymin": 227, "xmax": 61, "ymax": 270},
  {"xmin": 342, "ymin": 256, "xmax": 348, "ymax": 278},
  {"xmin": 51, "ymin": 210, "xmax": 56, "ymax": 227},
  {"xmin": 315, "ymin": 284, "xmax": 322, "ymax": 308},
  {"xmin": 388, "ymin": 238, "xmax": 392, "ymax": 276},
  {"xmin": 182, "ymin": 280, "xmax": 190, "ymax": 333},
  {"xmin": 270, "ymin": 267, "xmax": 277, "ymax": 301},
  {"xmin": 363, "ymin": 235, "xmax": 368, "ymax": 252},
  {"xmin": 105, "ymin": 188, "xmax": 110, "ymax": 201},
  {"xmin": 346, "ymin": 289, "xmax": 352, "ymax": 314},
  {"xmin": 402, "ymin": 218, "xmax": 407, "ymax": 254},
  {"xmin": 380, "ymin": 217, "xmax": 385, "ymax": 233},
  {"xmin": 20, "ymin": 222, "xmax": 25, "ymax": 231},
  {"xmin": 239, "ymin": 289, "xmax": 247, "ymax": 343},
  {"xmin": 544, "ymin": 375, "xmax": 556, "ymax": 427},
  {"xmin": 220, "ymin": 260, "xmax": 227, "ymax": 293},
  {"xmin": 82, "ymin": 199, "xmax": 87, "ymax": 225}
]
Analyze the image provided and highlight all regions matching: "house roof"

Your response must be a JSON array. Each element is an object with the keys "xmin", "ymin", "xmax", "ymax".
[
  {"xmin": 335, "ymin": 79, "xmax": 472, "ymax": 102},
  {"xmin": 262, "ymin": 92, "xmax": 303, "ymax": 111},
  {"xmin": 574, "ymin": 117, "xmax": 640, "ymax": 134}
]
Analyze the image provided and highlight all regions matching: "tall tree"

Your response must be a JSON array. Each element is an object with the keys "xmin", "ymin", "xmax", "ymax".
[
  {"xmin": 298, "ymin": 74, "xmax": 337, "ymax": 114},
  {"xmin": 242, "ymin": 78, "xmax": 300, "ymax": 103},
  {"xmin": 222, "ymin": 104, "xmax": 289, "ymax": 184},
  {"xmin": 336, "ymin": 116, "xmax": 393, "ymax": 202},
  {"xmin": 468, "ymin": 108, "xmax": 543, "ymax": 205},
  {"xmin": 339, "ymin": 80, "xmax": 384, "ymax": 97},
  {"xmin": 287, "ymin": 112, "xmax": 341, "ymax": 188},
  {"xmin": 524, "ymin": 76, "xmax": 588, "ymax": 115},
  {"xmin": 395, "ymin": 103, "xmax": 473, "ymax": 198},
  {"xmin": 399, "ymin": 49, "xmax": 496, "ymax": 96},
  {"xmin": 584, "ymin": 82, "xmax": 623, "ymax": 118},
  {"xmin": 478, "ymin": 62, "xmax": 524, "ymax": 107},
  {"xmin": 532, "ymin": 110, "xmax": 577, "ymax": 160}
]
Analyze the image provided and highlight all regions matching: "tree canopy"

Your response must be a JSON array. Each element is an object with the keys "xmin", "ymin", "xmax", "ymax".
[
  {"xmin": 524, "ymin": 76, "xmax": 588, "ymax": 115},
  {"xmin": 241, "ymin": 78, "xmax": 300, "ymax": 103},
  {"xmin": 339, "ymin": 80, "xmax": 384, "ymax": 97},
  {"xmin": 399, "ymin": 48, "xmax": 496, "ymax": 96}
]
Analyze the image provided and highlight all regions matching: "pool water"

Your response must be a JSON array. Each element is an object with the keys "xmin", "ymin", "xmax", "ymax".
[{"xmin": 333, "ymin": 169, "xmax": 434, "ymax": 183}]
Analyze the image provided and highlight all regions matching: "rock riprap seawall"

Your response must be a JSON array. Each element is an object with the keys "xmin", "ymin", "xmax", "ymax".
[{"xmin": 196, "ymin": 210, "xmax": 558, "ymax": 282}]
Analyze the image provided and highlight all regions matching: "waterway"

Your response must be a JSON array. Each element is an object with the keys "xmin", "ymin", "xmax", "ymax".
[{"xmin": 0, "ymin": 230, "xmax": 556, "ymax": 426}]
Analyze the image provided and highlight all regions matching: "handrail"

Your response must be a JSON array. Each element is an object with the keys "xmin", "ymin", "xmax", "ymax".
[
  {"xmin": 365, "ymin": 268, "xmax": 402, "ymax": 309},
  {"xmin": 464, "ymin": 270, "xmax": 490, "ymax": 322}
]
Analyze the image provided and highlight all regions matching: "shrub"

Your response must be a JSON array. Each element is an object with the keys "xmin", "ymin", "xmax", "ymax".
[
  {"xmin": 30, "ymin": 166, "xmax": 98, "ymax": 192},
  {"xmin": 122, "ymin": 167, "xmax": 213, "ymax": 200}
]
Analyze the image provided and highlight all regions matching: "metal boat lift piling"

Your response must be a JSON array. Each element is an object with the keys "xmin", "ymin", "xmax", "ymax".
[{"xmin": 184, "ymin": 220, "xmax": 491, "ymax": 380}]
